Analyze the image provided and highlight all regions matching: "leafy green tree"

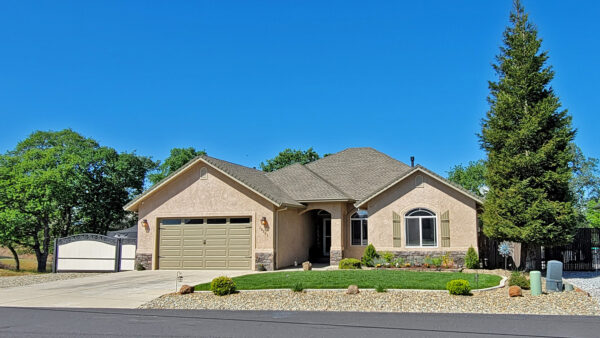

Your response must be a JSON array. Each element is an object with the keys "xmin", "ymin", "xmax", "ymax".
[
  {"xmin": 479, "ymin": 1, "xmax": 577, "ymax": 269},
  {"xmin": 260, "ymin": 148, "xmax": 320, "ymax": 172},
  {"xmin": 148, "ymin": 147, "xmax": 205, "ymax": 185},
  {"xmin": 0, "ymin": 129, "xmax": 155, "ymax": 271},
  {"xmin": 447, "ymin": 160, "xmax": 487, "ymax": 196},
  {"xmin": 586, "ymin": 199, "xmax": 600, "ymax": 228}
]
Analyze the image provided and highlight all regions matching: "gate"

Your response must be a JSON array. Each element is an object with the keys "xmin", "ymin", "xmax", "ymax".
[{"xmin": 53, "ymin": 234, "xmax": 137, "ymax": 272}]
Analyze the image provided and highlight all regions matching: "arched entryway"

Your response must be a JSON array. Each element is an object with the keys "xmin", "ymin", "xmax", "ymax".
[{"xmin": 306, "ymin": 209, "xmax": 332, "ymax": 263}]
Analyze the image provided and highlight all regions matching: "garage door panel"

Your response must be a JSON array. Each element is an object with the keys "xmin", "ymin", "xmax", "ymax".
[
  {"xmin": 229, "ymin": 238, "xmax": 251, "ymax": 246},
  {"xmin": 160, "ymin": 228, "xmax": 182, "ymax": 236},
  {"xmin": 205, "ymin": 260, "xmax": 227, "ymax": 268},
  {"xmin": 205, "ymin": 228, "xmax": 227, "ymax": 236},
  {"xmin": 159, "ymin": 260, "xmax": 182, "ymax": 269},
  {"xmin": 182, "ymin": 249, "xmax": 204, "ymax": 256},
  {"xmin": 183, "ymin": 239, "xmax": 204, "ymax": 246},
  {"xmin": 229, "ymin": 228, "xmax": 251, "ymax": 236},
  {"xmin": 159, "ymin": 217, "xmax": 251, "ymax": 270},
  {"xmin": 229, "ymin": 260, "xmax": 252, "ymax": 268},
  {"xmin": 228, "ymin": 249, "xmax": 251, "ymax": 257},
  {"xmin": 183, "ymin": 260, "xmax": 204, "ymax": 268},
  {"xmin": 205, "ymin": 249, "xmax": 227, "ymax": 257},
  {"xmin": 183, "ymin": 228, "xmax": 204, "ymax": 236}
]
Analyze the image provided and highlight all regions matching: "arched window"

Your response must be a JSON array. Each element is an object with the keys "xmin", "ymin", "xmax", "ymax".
[
  {"xmin": 405, "ymin": 208, "xmax": 437, "ymax": 247},
  {"xmin": 350, "ymin": 210, "xmax": 368, "ymax": 246}
]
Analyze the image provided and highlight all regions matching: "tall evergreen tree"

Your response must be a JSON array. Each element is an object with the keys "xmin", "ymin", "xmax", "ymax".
[{"xmin": 479, "ymin": 1, "xmax": 577, "ymax": 268}]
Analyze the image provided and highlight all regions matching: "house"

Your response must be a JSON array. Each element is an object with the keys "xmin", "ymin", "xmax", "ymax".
[{"xmin": 124, "ymin": 148, "xmax": 483, "ymax": 271}]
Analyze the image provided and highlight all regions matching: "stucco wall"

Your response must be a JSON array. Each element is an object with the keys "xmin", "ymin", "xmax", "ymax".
[
  {"xmin": 276, "ymin": 209, "xmax": 313, "ymax": 268},
  {"xmin": 345, "ymin": 172, "xmax": 478, "ymax": 259},
  {"xmin": 136, "ymin": 161, "xmax": 276, "ymax": 270}
]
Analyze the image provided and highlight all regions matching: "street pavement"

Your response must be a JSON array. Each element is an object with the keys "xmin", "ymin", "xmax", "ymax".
[{"xmin": 0, "ymin": 307, "xmax": 598, "ymax": 337}]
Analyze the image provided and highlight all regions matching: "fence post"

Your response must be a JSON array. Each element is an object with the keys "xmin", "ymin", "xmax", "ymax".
[
  {"xmin": 52, "ymin": 239, "xmax": 58, "ymax": 273},
  {"xmin": 114, "ymin": 238, "xmax": 122, "ymax": 272}
]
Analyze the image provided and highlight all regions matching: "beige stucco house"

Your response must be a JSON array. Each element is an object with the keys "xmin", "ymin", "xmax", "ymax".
[{"xmin": 124, "ymin": 148, "xmax": 483, "ymax": 271}]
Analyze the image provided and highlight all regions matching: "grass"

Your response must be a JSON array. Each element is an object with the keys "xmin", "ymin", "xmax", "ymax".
[
  {"xmin": 0, "ymin": 257, "xmax": 51, "ymax": 276},
  {"xmin": 195, "ymin": 270, "xmax": 502, "ymax": 291}
]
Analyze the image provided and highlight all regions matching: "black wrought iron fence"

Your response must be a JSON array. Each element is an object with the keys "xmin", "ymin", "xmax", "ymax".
[{"xmin": 479, "ymin": 228, "xmax": 600, "ymax": 271}]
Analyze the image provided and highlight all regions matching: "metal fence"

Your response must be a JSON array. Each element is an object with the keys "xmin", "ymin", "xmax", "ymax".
[{"xmin": 479, "ymin": 228, "xmax": 600, "ymax": 271}]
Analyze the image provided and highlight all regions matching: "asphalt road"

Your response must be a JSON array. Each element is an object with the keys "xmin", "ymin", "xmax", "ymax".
[{"xmin": 0, "ymin": 307, "xmax": 598, "ymax": 337}]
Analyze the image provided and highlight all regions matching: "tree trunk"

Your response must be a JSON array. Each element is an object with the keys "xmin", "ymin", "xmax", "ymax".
[
  {"xmin": 7, "ymin": 245, "xmax": 20, "ymax": 271},
  {"xmin": 35, "ymin": 250, "xmax": 48, "ymax": 272}
]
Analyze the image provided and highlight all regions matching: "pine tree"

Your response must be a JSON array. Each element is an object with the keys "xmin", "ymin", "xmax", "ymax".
[{"xmin": 479, "ymin": 1, "xmax": 577, "ymax": 268}]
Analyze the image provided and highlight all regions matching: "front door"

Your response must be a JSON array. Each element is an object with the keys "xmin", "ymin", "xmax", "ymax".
[{"xmin": 323, "ymin": 218, "xmax": 331, "ymax": 256}]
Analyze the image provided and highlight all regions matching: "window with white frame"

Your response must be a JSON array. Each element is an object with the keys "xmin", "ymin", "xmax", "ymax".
[
  {"xmin": 405, "ymin": 208, "xmax": 437, "ymax": 247},
  {"xmin": 350, "ymin": 210, "xmax": 368, "ymax": 246}
]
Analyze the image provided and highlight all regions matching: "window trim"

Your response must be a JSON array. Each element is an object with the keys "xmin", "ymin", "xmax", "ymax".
[
  {"xmin": 350, "ymin": 213, "xmax": 368, "ymax": 246},
  {"xmin": 405, "ymin": 208, "xmax": 438, "ymax": 248}
]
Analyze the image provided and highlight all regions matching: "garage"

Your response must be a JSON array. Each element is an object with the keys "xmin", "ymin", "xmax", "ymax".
[{"xmin": 158, "ymin": 217, "xmax": 252, "ymax": 270}]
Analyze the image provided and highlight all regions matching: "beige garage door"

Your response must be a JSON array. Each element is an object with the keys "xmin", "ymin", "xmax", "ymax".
[{"xmin": 158, "ymin": 217, "xmax": 252, "ymax": 270}]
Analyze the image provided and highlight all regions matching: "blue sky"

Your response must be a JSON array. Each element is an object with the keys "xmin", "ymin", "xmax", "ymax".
[{"xmin": 0, "ymin": 1, "xmax": 598, "ymax": 175}]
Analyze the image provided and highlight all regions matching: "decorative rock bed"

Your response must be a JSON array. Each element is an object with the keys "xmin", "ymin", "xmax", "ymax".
[
  {"xmin": 140, "ymin": 270, "xmax": 599, "ymax": 316},
  {"xmin": 0, "ymin": 272, "xmax": 100, "ymax": 289}
]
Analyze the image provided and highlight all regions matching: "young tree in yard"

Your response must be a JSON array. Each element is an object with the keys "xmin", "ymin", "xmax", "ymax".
[
  {"xmin": 260, "ymin": 148, "xmax": 320, "ymax": 172},
  {"xmin": 148, "ymin": 147, "xmax": 206, "ymax": 185},
  {"xmin": 447, "ymin": 160, "xmax": 487, "ymax": 197},
  {"xmin": 586, "ymin": 199, "xmax": 600, "ymax": 228},
  {"xmin": 0, "ymin": 129, "xmax": 156, "ymax": 272},
  {"xmin": 479, "ymin": 1, "xmax": 577, "ymax": 269}
]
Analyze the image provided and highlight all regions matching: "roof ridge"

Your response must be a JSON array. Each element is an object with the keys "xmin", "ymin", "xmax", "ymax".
[
  {"xmin": 300, "ymin": 164, "xmax": 353, "ymax": 200},
  {"xmin": 201, "ymin": 154, "xmax": 264, "ymax": 174}
]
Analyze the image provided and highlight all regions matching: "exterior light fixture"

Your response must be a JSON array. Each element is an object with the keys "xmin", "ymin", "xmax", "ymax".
[
  {"xmin": 141, "ymin": 219, "xmax": 149, "ymax": 229},
  {"xmin": 260, "ymin": 217, "xmax": 268, "ymax": 226}
]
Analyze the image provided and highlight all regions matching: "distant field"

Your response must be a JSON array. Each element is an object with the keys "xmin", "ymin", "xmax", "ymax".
[{"xmin": 0, "ymin": 248, "xmax": 52, "ymax": 276}]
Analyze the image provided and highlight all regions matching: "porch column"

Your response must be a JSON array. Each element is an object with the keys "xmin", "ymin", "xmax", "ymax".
[{"xmin": 329, "ymin": 204, "xmax": 345, "ymax": 267}]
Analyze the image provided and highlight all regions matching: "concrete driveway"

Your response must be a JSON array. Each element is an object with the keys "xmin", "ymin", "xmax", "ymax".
[{"xmin": 0, "ymin": 270, "xmax": 253, "ymax": 309}]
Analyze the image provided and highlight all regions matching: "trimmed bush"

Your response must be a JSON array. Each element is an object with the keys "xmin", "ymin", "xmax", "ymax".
[
  {"xmin": 361, "ymin": 244, "xmax": 379, "ymax": 267},
  {"xmin": 509, "ymin": 271, "xmax": 530, "ymax": 289},
  {"xmin": 339, "ymin": 258, "xmax": 362, "ymax": 269},
  {"xmin": 291, "ymin": 282, "xmax": 304, "ymax": 292},
  {"xmin": 375, "ymin": 285, "xmax": 386, "ymax": 293},
  {"xmin": 380, "ymin": 251, "xmax": 395, "ymax": 264},
  {"xmin": 465, "ymin": 246, "xmax": 479, "ymax": 269},
  {"xmin": 210, "ymin": 276, "xmax": 236, "ymax": 296},
  {"xmin": 446, "ymin": 279, "xmax": 471, "ymax": 295}
]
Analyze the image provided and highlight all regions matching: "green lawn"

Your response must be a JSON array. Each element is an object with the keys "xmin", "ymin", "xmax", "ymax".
[{"xmin": 195, "ymin": 270, "xmax": 502, "ymax": 291}]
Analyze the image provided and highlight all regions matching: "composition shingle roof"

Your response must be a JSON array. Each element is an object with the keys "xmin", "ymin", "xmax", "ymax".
[
  {"xmin": 266, "ymin": 163, "xmax": 351, "ymax": 201},
  {"xmin": 124, "ymin": 147, "xmax": 482, "ymax": 211},
  {"xmin": 305, "ymin": 148, "xmax": 413, "ymax": 201}
]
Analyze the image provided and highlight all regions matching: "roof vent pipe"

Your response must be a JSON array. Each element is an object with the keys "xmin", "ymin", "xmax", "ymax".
[{"xmin": 410, "ymin": 156, "xmax": 415, "ymax": 167}]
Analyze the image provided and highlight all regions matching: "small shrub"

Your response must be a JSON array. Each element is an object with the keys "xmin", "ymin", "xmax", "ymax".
[
  {"xmin": 509, "ymin": 271, "xmax": 530, "ymax": 289},
  {"xmin": 423, "ymin": 255, "xmax": 433, "ymax": 266},
  {"xmin": 375, "ymin": 285, "xmax": 386, "ymax": 293},
  {"xmin": 339, "ymin": 258, "xmax": 362, "ymax": 269},
  {"xmin": 442, "ymin": 253, "xmax": 454, "ymax": 268},
  {"xmin": 380, "ymin": 251, "xmax": 395, "ymax": 264},
  {"xmin": 432, "ymin": 257, "xmax": 442, "ymax": 268},
  {"xmin": 465, "ymin": 246, "xmax": 479, "ymax": 269},
  {"xmin": 291, "ymin": 282, "xmax": 304, "ymax": 292},
  {"xmin": 210, "ymin": 276, "xmax": 236, "ymax": 296},
  {"xmin": 135, "ymin": 262, "xmax": 146, "ymax": 271},
  {"xmin": 372, "ymin": 257, "xmax": 387, "ymax": 267},
  {"xmin": 446, "ymin": 279, "xmax": 471, "ymax": 295},
  {"xmin": 361, "ymin": 244, "xmax": 379, "ymax": 267},
  {"xmin": 404, "ymin": 262, "xmax": 411, "ymax": 268},
  {"xmin": 393, "ymin": 257, "xmax": 405, "ymax": 267}
]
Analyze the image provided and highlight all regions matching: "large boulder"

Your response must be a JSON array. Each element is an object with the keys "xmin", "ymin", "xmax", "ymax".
[
  {"xmin": 508, "ymin": 285, "xmax": 522, "ymax": 297},
  {"xmin": 179, "ymin": 285, "xmax": 195, "ymax": 295},
  {"xmin": 302, "ymin": 261, "xmax": 312, "ymax": 271},
  {"xmin": 346, "ymin": 285, "xmax": 359, "ymax": 295}
]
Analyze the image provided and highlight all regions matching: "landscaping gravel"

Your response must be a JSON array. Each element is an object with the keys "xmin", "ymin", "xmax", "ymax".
[
  {"xmin": 140, "ymin": 283, "xmax": 599, "ymax": 316},
  {"xmin": 564, "ymin": 271, "xmax": 600, "ymax": 303},
  {"xmin": 0, "ymin": 273, "xmax": 100, "ymax": 288}
]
